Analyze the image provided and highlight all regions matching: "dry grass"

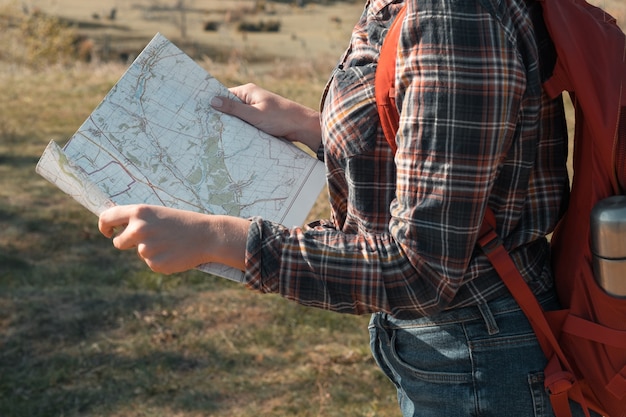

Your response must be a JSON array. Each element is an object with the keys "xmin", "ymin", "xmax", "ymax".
[
  {"xmin": 1, "ymin": 0, "xmax": 625, "ymax": 416},
  {"xmin": 0, "ymin": 3, "xmax": 398, "ymax": 417},
  {"xmin": 0, "ymin": 60, "xmax": 391, "ymax": 413}
]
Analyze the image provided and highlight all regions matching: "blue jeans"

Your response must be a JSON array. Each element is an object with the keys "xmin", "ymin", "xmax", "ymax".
[{"xmin": 369, "ymin": 290, "xmax": 601, "ymax": 417}]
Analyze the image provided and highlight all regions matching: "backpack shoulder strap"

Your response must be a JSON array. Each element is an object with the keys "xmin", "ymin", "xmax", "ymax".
[
  {"xmin": 477, "ymin": 211, "xmax": 588, "ymax": 416},
  {"xmin": 375, "ymin": 4, "xmax": 406, "ymax": 154}
]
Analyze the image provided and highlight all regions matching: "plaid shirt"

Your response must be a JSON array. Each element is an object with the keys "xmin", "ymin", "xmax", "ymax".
[{"xmin": 244, "ymin": 0, "xmax": 568, "ymax": 319}]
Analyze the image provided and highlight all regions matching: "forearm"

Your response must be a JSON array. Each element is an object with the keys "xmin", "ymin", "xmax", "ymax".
[
  {"xmin": 164, "ymin": 211, "xmax": 251, "ymax": 273},
  {"xmin": 203, "ymin": 214, "xmax": 250, "ymax": 272}
]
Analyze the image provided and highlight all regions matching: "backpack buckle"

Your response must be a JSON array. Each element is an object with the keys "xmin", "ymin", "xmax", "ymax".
[{"xmin": 545, "ymin": 370, "xmax": 576, "ymax": 395}]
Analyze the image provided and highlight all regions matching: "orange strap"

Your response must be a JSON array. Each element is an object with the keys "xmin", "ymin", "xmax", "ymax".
[
  {"xmin": 563, "ymin": 314, "xmax": 626, "ymax": 348},
  {"xmin": 375, "ymin": 4, "xmax": 407, "ymax": 154},
  {"xmin": 477, "ymin": 210, "xmax": 590, "ymax": 417}
]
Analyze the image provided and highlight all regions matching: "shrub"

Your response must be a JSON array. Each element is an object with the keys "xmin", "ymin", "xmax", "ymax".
[
  {"xmin": 238, "ymin": 19, "xmax": 281, "ymax": 32},
  {"xmin": 0, "ymin": 4, "xmax": 79, "ymax": 69}
]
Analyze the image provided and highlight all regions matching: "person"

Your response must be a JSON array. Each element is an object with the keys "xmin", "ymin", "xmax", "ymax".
[{"xmin": 98, "ymin": 0, "xmax": 598, "ymax": 415}]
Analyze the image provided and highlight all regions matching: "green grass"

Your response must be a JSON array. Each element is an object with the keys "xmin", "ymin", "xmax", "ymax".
[{"xmin": 0, "ymin": 15, "xmax": 399, "ymax": 416}]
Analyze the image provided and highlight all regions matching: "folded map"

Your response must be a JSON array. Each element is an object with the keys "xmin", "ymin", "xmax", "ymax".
[{"xmin": 36, "ymin": 33, "xmax": 326, "ymax": 282}]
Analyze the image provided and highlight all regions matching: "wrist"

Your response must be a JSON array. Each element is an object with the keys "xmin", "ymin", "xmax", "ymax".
[
  {"xmin": 284, "ymin": 106, "xmax": 322, "ymax": 152},
  {"xmin": 203, "ymin": 215, "xmax": 250, "ymax": 271}
]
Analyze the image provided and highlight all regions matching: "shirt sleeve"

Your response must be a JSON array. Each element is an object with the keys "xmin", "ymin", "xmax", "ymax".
[{"xmin": 244, "ymin": 0, "xmax": 545, "ymax": 318}]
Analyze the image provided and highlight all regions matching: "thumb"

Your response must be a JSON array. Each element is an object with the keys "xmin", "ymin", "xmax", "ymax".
[
  {"xmin": 98, "ymin": 206, "xmax": 130, "ymax": 238},
  {"xmin": 210, "ymin": 96, "xmax": 239, "ymax": 115},
  {"xmin": 211, "ymin": 96, "xmax": 262, "ymax": 126}
]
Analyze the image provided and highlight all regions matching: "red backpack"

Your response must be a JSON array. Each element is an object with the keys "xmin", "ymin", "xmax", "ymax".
[{"xmin": 375, "ymin": 1, "xmax": 626, "ymax": 416}]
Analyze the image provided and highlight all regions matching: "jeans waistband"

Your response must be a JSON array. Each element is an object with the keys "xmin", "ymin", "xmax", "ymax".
[{"xmin": 374, "ymin": 288, "xmax": 558, "ymax": 331}]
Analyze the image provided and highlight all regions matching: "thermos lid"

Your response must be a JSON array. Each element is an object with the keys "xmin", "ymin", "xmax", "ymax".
[{"xmin": 590, "ymin": 195, "xmax": 626, "ymax": 259}]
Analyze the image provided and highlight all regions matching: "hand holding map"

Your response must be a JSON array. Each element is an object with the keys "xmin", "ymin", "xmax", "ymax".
[{"xmin": 36, "ymin": 33, "xmax": 326, "ymax": 282}]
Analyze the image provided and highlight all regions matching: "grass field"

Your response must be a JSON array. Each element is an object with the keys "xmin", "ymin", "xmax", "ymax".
[
  {"xmin": 1, "ymin": 0, "xmax": 625, "ymax": 416},
  {"xmin": 0, "ymin": 61, "xmax": 398, "ymax": 416},
  {"xmin": 0, "ymin": 1, "xmax": 402, "ymax": 416}
]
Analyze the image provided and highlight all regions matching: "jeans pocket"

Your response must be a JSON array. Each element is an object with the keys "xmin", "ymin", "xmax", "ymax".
[
  {"xmin": 370, "ymin": 316, "xmax": 477, "ymax": 417},
  {"xmin": 369, "ymin": 318, "xmax": 401, "ymax": 389},
  {"xmin": 387, "ymin": 325, "xmax": 473, "ymax": 384}
]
